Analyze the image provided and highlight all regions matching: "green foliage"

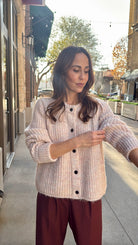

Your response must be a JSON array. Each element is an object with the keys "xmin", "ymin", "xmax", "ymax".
[
  {"xmin": 108, "ymin": 99, "xmax": 121, "ymax": 102},
  {"xmin": 100, "ymin": 97, "xmax": 107, "ymax": 100},
  {"xmin": 122, "ymin": 101, "xmax": 138, "ymax": 105},
  {"xmin": 98, "ymin": 94, "xmax": 107, "ymax": 98},
  {"xmin": 46, "ymin": 16, "xmax": 102, "ymax": 69}
]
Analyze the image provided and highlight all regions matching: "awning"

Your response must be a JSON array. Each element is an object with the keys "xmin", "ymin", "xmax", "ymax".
[
  {"xmin": 121, "ymin": 70, "xmax": 131, "ymax": 80},
  {"xmin": 103, "ymin": 70, "xmax": 114, "ymax": 78},
  {"xmin": 30, "ymin": 5, "xmax": 54, "ymax": 57},
  {"xmin": 22, "ymin": 0, "xmax": 45, "ymax": 5},
  {"xmin": 126, "ymin": 69, "xmax": 138, "ymax": 81}
]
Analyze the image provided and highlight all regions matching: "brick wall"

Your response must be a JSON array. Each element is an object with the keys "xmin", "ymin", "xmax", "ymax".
[
  {"xmin": 17, "ymin": 1, "xmax": 26, "ymax": 112},
  {"xmin": 128, "ymin": 0, "xmax": 138, "ymax": 70},
  {"xmin": 25, "ymin": 5, "xmax": 31, "ymax": 107}
]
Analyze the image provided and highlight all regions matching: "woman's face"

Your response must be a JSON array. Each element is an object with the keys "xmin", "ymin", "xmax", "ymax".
[{"xmin": 65, "ymin": 53, "xmax": 89, "ymax": 96}]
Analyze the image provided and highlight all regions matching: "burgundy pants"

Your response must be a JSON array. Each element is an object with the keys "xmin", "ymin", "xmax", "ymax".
[{"xmin": 36, "ymin": 193, "xmax": 102, "ymax": 245}]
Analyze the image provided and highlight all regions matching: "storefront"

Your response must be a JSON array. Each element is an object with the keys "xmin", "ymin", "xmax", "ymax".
[
  {"xmin": 0, "ymin": 0, "xmax": 18, "ymax": 173},
  {"xmin": 122, "ymin": 69, "xmax": 138, "ymax": 101},
  {"xmin": 0, "ymin": 0, "xmax": 53, "ymax": 201}
]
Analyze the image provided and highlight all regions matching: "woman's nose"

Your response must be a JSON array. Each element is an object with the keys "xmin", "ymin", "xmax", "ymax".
[{"xmin": 79, "ymin": 71, "xmax": 85, "ymax": 79}]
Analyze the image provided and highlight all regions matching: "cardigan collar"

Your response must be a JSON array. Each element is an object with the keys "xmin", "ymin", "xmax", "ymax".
[{"xmin": 64, "ymin": 101, "xmax": 81, "ymax": 112}]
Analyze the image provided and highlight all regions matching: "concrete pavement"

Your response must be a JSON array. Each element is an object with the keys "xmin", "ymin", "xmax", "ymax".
[
  {"xmin": 102, "ymin": 116, "xmax": 138, "ymax": 245},
  {"xmin": 0, "ymin": 116, "xmax": 138, "ymax": 245}
]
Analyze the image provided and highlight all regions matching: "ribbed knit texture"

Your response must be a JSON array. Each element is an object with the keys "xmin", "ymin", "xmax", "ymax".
[{"xmin": 25, "ymin": 97, "xmax": 138, "ymax": 201}]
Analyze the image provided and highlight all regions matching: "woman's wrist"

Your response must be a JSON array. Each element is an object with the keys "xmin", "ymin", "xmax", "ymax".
[{"xmin": 73, "ymin": 135, "xmax": 82, "ymax": 149}]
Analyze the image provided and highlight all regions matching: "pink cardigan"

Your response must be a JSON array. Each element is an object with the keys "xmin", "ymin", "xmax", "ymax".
[{"xmin": 25, "ymin": 97, "xmax": 138, "ymax": 201}]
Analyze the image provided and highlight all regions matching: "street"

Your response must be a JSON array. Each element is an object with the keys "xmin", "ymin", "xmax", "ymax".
[{"xmin": 0, "ymin": 116, "xmax": 138, "ymax": 245}]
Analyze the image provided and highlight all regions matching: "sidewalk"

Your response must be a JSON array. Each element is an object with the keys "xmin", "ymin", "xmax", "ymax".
[{"xmin": 0, "ymin": 116, "xmax": 138, "ymax": 245}]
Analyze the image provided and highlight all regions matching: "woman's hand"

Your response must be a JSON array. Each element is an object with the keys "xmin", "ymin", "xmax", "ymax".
[
  {"xmin": 50, "ymin": 130, "xmax": 105, "ymax": 160},
  {"xmin": 129, "ymin": 148, "xmax": 138, "ymax": 167},
  {"xmin": 76, "ymin": 130, "xmax": 105, "ymax": 148}
]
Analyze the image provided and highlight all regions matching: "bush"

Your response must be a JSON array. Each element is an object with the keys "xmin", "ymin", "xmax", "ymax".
[
  {"xmin": 98, "ymin": 94, "xmax": 107, "ymax": 98},
  {"xmin": 122, "ymin": 101, "xmax": 138, "ymax": 105},
  {"xmin": 108, "ymin": 99, "xmax": 121, "ymax": 102}
]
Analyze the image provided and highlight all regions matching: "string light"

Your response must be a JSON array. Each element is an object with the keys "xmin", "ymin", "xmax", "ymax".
[{"xmin": 90, "ymin": 20, "xmax": 129, "ymax": 25}]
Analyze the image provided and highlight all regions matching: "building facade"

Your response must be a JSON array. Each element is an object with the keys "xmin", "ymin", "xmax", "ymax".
[
  {"xmin": 0, "ymin": 0, "xmax": 49, "ymax": 200},
  {"xmin": 123, "ymin": 0, "xmax": 138, "ymax": 101},
  {"xmin": 127, "ymin": 0, "xmax": 138, "ymax": 70},
  {"xmin": 94, "ymin": 70, "xmax": 114, "ymax": 95},
  {"xmin": 0, "ymin": 0, "xmax": 26, "ymax": 175}
]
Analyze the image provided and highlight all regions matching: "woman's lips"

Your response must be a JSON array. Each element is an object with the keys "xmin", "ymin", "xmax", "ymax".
[{"xmin": 76, "ymin": 83, "xmax": 84, "ymax": 87}]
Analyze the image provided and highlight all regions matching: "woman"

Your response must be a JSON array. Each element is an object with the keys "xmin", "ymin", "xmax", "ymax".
[{"xmin": 25, "ymin": 46, "xmax": 138, "ymax": 245}]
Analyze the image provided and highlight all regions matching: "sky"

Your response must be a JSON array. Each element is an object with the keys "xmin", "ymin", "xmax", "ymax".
[{"xmin": 45, "ymin": 0, "xmax": 130, "ymax": 69}]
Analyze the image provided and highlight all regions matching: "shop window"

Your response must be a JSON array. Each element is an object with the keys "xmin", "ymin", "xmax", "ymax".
[
  {"xmin": 12, "ymin": 4, "xmax": 19, "ymax": 139},
  {"xmin": 12, "ymin": 5, "xmax": 17, "ymax": 46},
  {"xmin": 3, "ymin": 0, "xmax": 8, "ymax": 27},
  {"xmin": 3, "ymin": 37, "xmax": 10, "ymax": 144}
]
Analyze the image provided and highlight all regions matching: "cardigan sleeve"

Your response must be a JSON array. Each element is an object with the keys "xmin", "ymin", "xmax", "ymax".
[
  {"xmin": 97, "ymin": 99, "xmax": 138, "ymax": 160},
  {"xmin": 25, "ymin": 98, "xmax": 57, "ymax": 164}
]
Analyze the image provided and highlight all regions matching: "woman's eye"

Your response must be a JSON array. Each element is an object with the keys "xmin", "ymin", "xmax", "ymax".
[
  {"xmin": 73, "ymin": 69, "xmax": 89, "ymax": 73},
  {"xmin": 73, "ymin": 69, "xmax": 79, "ymax": 73}
]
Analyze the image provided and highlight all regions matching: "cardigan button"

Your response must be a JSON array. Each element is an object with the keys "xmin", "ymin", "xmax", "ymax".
[
  {"xmin": 72, "ymin": 149, "xmax": 76, "ymax": 153},
  {"xmin": 70, "ymin": 108, "xmax": 73, "ymax": 112},
  {"xmin": 75, "ymin": 190, "xmax": 79, "ymax": 194},
  {"xmin": 71, "ymin": 128, "xmax": 74, "ymax": 132},
  {"xmin": 74, "ymin": 170, "xmax": 78, "ymax": 174}
]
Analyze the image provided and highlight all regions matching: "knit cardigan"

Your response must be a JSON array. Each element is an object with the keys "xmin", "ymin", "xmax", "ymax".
[{"xmin": 25, "ymin": 97, "xmax": 138, "ymax": 201}]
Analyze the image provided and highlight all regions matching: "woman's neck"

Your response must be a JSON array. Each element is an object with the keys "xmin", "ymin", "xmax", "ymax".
[
  {"xmin": 65, "ymin": 97, "xmax": 79, "ymax": 105},
  {"xmin": 65, "ymin": 92, "xmax": 79, "ymax": 105}
]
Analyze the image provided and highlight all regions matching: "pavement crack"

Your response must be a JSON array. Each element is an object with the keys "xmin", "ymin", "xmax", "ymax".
[{"xmin": 104, "ymin": 196, "xmax": 135, "ymax": 245}]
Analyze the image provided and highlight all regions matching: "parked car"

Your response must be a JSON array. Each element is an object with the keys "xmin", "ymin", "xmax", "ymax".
[
  {"xmin": 38, "ymin": 89, "xmax": 53, "ymax": 97},
  {"xmin": 89, "ymin": 89, "xmax": 98, "ymax": 95},
  {"xmin": 106, "ymin": 91, "xmax": 119, "ymax": 99}
]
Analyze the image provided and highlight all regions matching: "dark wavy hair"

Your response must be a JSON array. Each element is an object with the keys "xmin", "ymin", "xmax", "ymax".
[{"xmin": 46, "ymin": 46, "xmax": 98, "ymax": 122}]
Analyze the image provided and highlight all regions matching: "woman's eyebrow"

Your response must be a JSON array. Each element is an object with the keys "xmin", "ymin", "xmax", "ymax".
[{"xmin": 72, "ymin": 65, "xmax": 89, "ymax": 69}]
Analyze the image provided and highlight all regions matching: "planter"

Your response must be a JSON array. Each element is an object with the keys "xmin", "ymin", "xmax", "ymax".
[
  {"xmin": 107, "ymin": 101, "xmax": 121, "ymax": 114},
  {"xmin": 121, "ymin": 103, "xmax": 138, "ymax": 120},
  {"xmin": 19, "ymin": 110, "xmax": 26, "ymax": 134},
  {"xmin": 25, "ymin": 98, "xmax": 37, "ymax": 127},
  {"xmin": 25, "ymin": 107, "xmax": 32, "ymax": 127},
  {"xmin": 136, "ymin": 107, "xmax": 138, "ymax": 120}
]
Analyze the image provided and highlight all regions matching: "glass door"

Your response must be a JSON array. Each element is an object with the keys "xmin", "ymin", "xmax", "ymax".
[
  {"xmin": 3, "ymin": 36, "xmax": 11, "ymax": 161},
  {"xmin": 12, "ymin": 4, "xmax": 19, "ymax": 140},
  {"xmin": 13, "ymin": 46, "xmax": 19, "ymax": 138}
]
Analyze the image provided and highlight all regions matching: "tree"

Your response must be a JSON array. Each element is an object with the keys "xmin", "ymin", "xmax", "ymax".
[
  {"xmin": 36, "ymin": 16, "xmax": 102, "ymax": 91},
  {"xmin": 47, "ymin": 16, "xmax": 101, "ymax": 68},
  {"xmin": 112, "ymin": 37, "xmax": 128, "ymax": 93},
  {"xmin": 36, "ymin": 60, "xmax": 55, "ymax": 89}
]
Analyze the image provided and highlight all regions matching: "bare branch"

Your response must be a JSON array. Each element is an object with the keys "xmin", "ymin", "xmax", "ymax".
[
  {"xmin": 38, "ymin": 60, "xmax": 56, "ymax": 75},
  {"xmin": 38, "ymin": 67, "xmax": 51, "ymax": 83}
]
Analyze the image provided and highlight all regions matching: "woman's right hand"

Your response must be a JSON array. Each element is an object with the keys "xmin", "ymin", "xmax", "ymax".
[
  {"xmin": 50, "ymin": 130, "xmax": 105, "ymax": 160},
  {"xmin": 76, "ymin": 130, "xmax": 105, "ymax": 148}
]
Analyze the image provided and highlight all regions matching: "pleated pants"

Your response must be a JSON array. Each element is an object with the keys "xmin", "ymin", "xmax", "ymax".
[{"xmin": 36, "ymin": 193, "xmax": 102, "ymax": 245}]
